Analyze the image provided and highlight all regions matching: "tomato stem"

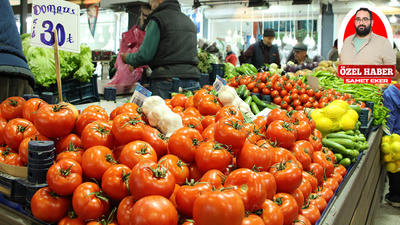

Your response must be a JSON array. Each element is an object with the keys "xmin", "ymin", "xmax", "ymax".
[{"xmin": 59, "ymin": 163, "xmax": 73, "ymax": 177}]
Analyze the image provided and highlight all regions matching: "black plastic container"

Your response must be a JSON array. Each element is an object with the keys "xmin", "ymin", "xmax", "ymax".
[
  {"xmin": 209, "ymin": 63, "xmax": 225, "ymax": 84},
  {"xmin": 27, "ymin": 141, "xmax": 55, "ymax": 184}
]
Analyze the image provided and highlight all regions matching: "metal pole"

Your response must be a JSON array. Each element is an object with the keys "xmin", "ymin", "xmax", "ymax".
[{"xmin": 20, "ymin": 0, "xmax": 28, "ymax": 34}]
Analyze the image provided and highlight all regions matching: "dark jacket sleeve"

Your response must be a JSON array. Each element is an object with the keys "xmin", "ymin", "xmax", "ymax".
[
  {"xmin": 239, "ymin": 44, "xmax": 255, "ymax": 64},
  {"xmin": 383, "ymin": 85, "xmax": 400, "ymax": 134}
]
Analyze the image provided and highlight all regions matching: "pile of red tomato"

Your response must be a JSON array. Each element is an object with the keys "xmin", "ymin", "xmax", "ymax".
[
  {"xmin": 0, "ymin": 92, "xmax": 347, "ymax": 225},
  {"xmin": 226, "ymin": 73, "xmax": 362, "ymax": 111}
]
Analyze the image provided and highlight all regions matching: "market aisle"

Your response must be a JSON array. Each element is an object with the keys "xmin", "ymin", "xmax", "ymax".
[{"xmin": 372, "ymin": 174, "xmax": 400, "ymax": 225}]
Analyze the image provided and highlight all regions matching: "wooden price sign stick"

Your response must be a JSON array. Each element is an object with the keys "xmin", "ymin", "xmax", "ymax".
[{"xmin": 53, "ymin": 28, "xmax": 62, "ymax": 102}]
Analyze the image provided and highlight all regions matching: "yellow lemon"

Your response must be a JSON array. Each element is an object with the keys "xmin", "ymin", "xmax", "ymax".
[
  {"xmin": 383, "ymin": 153, "xmax": 393, "ymax": 162},
  {"xmin": 393, "ymin": 152, "xmax": 400, "ymax": 160},
  {"xmin": 323, "ymin": 104, "xmax": 346, "ymax": 119},
  {"xmin": 311, "ymin": 109, "xmax": 324, "ymax": 121},
  {"xmin": 343, "ymin": 109, "xmax": 359, "ymax": 121},
  {"xmin": 390, "ymin": 142, "xmax": 400, "ymax": 153},
  {"xmin": 382, "ymin": 135, "xmax": 391, "ymax": 144},
  {"xmin": 339, "ymin": 115, "xmax": 357, "ymax": 131},
  {"xmin": 385, "ymin": 162, "xmax": 397, "ymax": 173},
  {"xmin": 381, "ymin": 142, "xmax": 391, "ymax": 154},
  {"xmin": 315, "ymin": 117, "xmax": 333, "ymax": 133},
  {"xmin": 329, "ymin": 100, "xmax": 349, "ymax": 110},
  {"xmin": 395, "ymin": 160, "xmax": 400, "ymax": 168},
  {"xmin": 391, "ymin": 134, "xmax": 400, "ymax": 143}
]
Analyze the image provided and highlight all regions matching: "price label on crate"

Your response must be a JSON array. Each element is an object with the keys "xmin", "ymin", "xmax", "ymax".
[
  {"xmin": 30, "ymin": 0, "xmax": 80, "ymax": 53},
  {"xmin": 130, "ymin": 84, "xmax": 152, "ymax": 107},
  {"xmin": 213, "ymin": 75, "xmax": 227, "ymax": 92}
]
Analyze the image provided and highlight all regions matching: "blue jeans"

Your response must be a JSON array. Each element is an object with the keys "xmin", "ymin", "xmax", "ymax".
[{"xmin": 150, "ymin": 78, "xmax": 200, "ymax": 99}]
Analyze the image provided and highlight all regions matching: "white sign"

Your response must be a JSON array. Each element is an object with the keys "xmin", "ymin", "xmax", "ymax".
[
  {"xmin": 30, "ymin": 0, "xmax": 80, "ymax": 53},
  {"xmin": 130, "ymin": 84, "xmax": 152, "ymax": 107}
]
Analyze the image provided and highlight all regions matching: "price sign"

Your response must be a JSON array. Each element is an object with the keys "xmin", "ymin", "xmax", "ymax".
[{"xmin": 30, "ymin": 0, "xmax": 80, "ymax": 53}]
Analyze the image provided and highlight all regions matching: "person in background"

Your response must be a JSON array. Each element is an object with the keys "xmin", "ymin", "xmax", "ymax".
[
  {"xmin": 0, "ymin": 0, "xmax": 35, "ymax": 102},
  {"xmin": 225, "ymin": 44, "xmax": 237, "ymax": 66},
  {"xmin": 121, "ymin": 0, "xmax": 200, "ymax": 99},
  {"xmin": 328, "ymin": 39, "xmax": 339, "ymax": 61},
  {"xmin": 288, "ymin": 43, "xmax": 313, "ymax": 65},
  {"xmin": 382, "ymin": 52, "xmax": 400, "ymax": 208},
  {"xmin": 239, "ymin": 28, "xmax": 281, "ymax": 69},
  {"xmin": 340, "ymin": 7, "xmax": 395, "ymax": 65}
]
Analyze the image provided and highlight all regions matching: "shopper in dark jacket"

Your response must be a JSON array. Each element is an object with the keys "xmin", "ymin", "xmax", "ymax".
[
  {"xmin": 239, "ymin": 29, "xmax": 281, "ymax": 69},
  {"xmin": 383, "ymin": 52, "xmax": 400, "ymax": 208},
  {"xmin": 0, "ymin": 0, "xmax": 35, "ymax": 102},
  {"xmin": 121, "ymin": 0, "xmax": 200, "ymax": 99}
]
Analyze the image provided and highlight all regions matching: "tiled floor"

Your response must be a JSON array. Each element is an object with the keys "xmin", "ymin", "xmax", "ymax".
[{"xmin": 373, "ymin": 175, "xmax": 400, "ymax": 225}]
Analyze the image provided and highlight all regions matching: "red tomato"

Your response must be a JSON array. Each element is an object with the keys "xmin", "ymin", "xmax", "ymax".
[
  {"xmin": 298, "ymin": 177, "xmax": 312, "ymax": 203},
  {"xmin": 175, "ymin": 180, "xmax": 212, "ymax": 218},
  {"xmin": 3, "ymin": 118, "xmax": 37, "ymax": 149},
  {"xmin": 214, "ymin": 117, "xmax": 247, "ymax": 150},
  {"xmin": 170, "ymin": 93, "xmax": 188, "ymax": 108},
  {"xmin": 110, "ymin": 106, "xmax": 120, "ymax": 120},
  {"xmin": 270, "ymin": 147, "xmax": 296, "ymax": 166},
  {"xmin": 201, "ymin": 122, "xmax": 215, "ymax": 141},
  {"xmin": 334, "ymin": 164, "xmax": 347, "ymax": 178},
  {"xmin": 55, "ymin": 146, "xmax": 84, "ymax": 165},
  {"xmin": 215, "ymin": 106, "xmax": 244, "ymax": 122},
  {"xmin": 302, "ymin": 171, "xmax": 319, "ymax": 193},
  {"xmin": 313, "ymin": 151, "xmax": 334, "ymax": 177},
  {"xmin": 112, "ymin": 112, "xmax": 146, "ymax": 146},
  {"xmin": 81, "ymin": 121, "xmax": 115, "ymax": 150},
  {"xmin": 72, "ymin": 182, "xmax": 110, "ymax": 221},
  {"xmin": 273, "ymin": 193, "xmax": 299, "ymax": 225},
  {"xmin": 119, "ymin": 140, "xmax": 157, "ymax": 169},
  {"xmin": 47, "ymin": 159, "xmax": 82, "ymax": 196},
  {"xmin": 75, "ymin": 110, "xmax": 109, "ymax": 136},
  {"xmin": 224, "ymin": 168, "xmax": 267, "ymax": 212},
  {"xmin": 290, "ymin": 141, "xmax": 313, "ymax": 171},
  {"xmin": 185, "ymin": 96, "xmax": 195, "ymax": 108},
  {"xmin": 201, "ymin": 115, "xmax": 215, "ymax": 130},
  {"xmin": 200, "ymin": 169, "xmax": 226, "ymax": 190},
  {"xmin": 182, "ymin": 115, "xmax": 204, "ymax": 133},
  {"xmin": 101, "ymin": 164, "xmax": 131, "ymax": 201},
  {"xmin": 34, "ymin": 103, "xmax": 76, "ymax": 139},
  {"xmin": 128, "ymin": 159, "xmax": 176, "ymax": 200},
  {"xmin": 193, "ymin": 189, "xmax": 245, "ymax": 225},
  {"xmin": 309, "ymin": 135, "xmax": 322, "ymax": 152},
  {"xmin": 261, "ymin": 199, "xmax": 284, "ymax": 225},
  {"xmin": 291, "ymin": 214, "xmax": 312, "ymax": 225},
  {"xmin": 188, "ymin": 163, "xmax": 204, "ymax": 182},
  {"xmin": 266, "ymin": 120, "xmax": 297, "ymax": 150},
  {"xmin": 308, "ymin": 163, "xmax": 325, "ymax": 184},
  {"xmin": 58, "ymin": 214, "xmax": 86, "ymax": 225},
  {"xmin": 322, "ymin": 177, "xmax": 339, "ymax": 193},
  {"xmin": 55, "ymin": 133, "xmax": 82, "ymax": 155},
  {"xmin": 195, "ymin": 141, "xmax": 232, "ymax": 173},
  {"xmin": 291, "ymin": 120, "xmax": 311, "ymax": 141},
  {"xmin": 0, "ymin": 117, "xmax": 7, "ymax": 145},
  {"xmin": 0, "ymin": 147, "xmax": 24, "ymax": 166},
  {"xmin": 81, "ymin": 146, "xmax": 116, "ymax": 180},
  {"xmin": 236, "ymin": 143, "xmax": 272, "ymax": 172},
  {"xmin": 308, "ymin": 193, "xmax": 327, "ymax": 214},
  {"xmin": 193, "ymin": 89, "xmax": 209, "ymax": 108},
  {"xmin": 197, "ymin": 94, "xmax": 222, "ymax": 116},
  {"xmin": 130, "ymin": 195, "xmax": 178, "ymax": 225},
  {"xmin": 241, "ymin": 214, "xmax": 265, "ymax": 225},
  {"xmin": 31, "ymin": 187, "xmax": 70, "ymax": 223},
  {"xmin": 142, "ymin": 125, "xmax": 168, "ymax": 159},
  {"xmin": 257, "ymin": 171, "xmax": 277, "ymax": 200},
  {"xmin": 117, "ymin": 196, "xmax": 135, "ymax": 225},
  {"xmin": 22, "ymin": 98, "xmax": 48, "ymax": 123},
  {"xmin": 168, "ymin": 127, "xmax": 203, "ymax": 163},
  {"xmin": 289, "ymin": 188, "xmax": 305, "ymax": 212},
  {"xmin": 159, "ymin": 154, "xmax": 190, "ymax": 185},
  {"xmin": 316, "ymin": 185, "xmax": 334, "ymax": 203},
  {"xmin": 0, "ymin": 96, "xmax": 26, "ymax": 120},
  {"xmin": 269, "ymin": 161, "xmax": 302, "ymax": 194},
  {"xmin": 300, "ymin": 203, "xmax": 321, "ymax": 225}
]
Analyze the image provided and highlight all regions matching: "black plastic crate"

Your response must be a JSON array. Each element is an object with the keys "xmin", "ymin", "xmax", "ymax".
[
  {"xmin": 365, "ymin": 101, "xmax": 374, "ymax": 113},
  {"xmin": 0, "ymin": 172, "xmax": 27, "ymax": 205},
  {"xmin": 209, "ymin": 63, "xmax": 225, "ymax": 84},
  {"xmin": 360, "ymin": 116, "xmax": 374, "ymax": 140},
  {"xmin": 200, "ymin": 73, "xmax": 210, "ymax": 87},
  {"xmin": 358, "ymin": 108, "xmax": 371, "ymax": 127},
  {"xmin": 34, "ymin": 74, "xmax": 100, "ymax": 104}
]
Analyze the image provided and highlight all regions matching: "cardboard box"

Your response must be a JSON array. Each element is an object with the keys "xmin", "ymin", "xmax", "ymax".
[{"xmin": 0, "ymin": 163, "xmax": 27, "ymax": 179}]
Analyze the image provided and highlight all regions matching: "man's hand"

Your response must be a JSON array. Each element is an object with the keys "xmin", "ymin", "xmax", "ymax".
[{"xmin": 121, "ymin": 53, "xmax": 128, "ymax": 64}]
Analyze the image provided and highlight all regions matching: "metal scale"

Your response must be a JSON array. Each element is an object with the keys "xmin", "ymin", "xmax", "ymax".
[{"xmin": 91, "ymin": 50, "xmax": 113, "ymax": 80}]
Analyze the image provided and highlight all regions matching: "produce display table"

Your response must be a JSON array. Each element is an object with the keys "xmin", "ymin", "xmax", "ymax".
[{"xmin": 318, "ymin": 127, "xmax": 385, "ymax": 225}]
